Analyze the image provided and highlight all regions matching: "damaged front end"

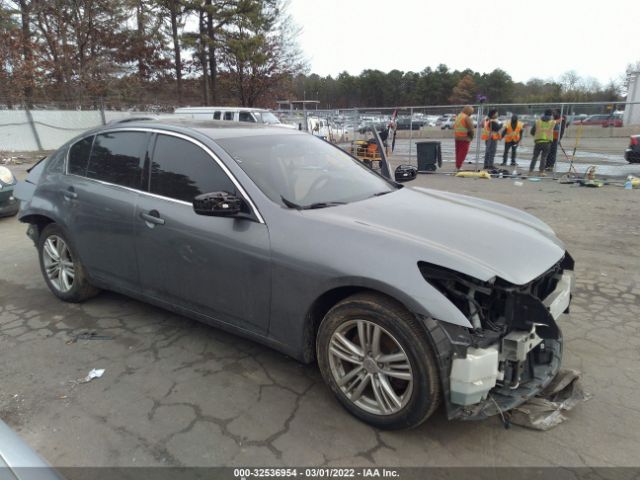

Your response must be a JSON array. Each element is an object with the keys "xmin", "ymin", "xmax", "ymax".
[{"xmin": 419, "ymin": 254, "xmax": 575, "ymax": 420}]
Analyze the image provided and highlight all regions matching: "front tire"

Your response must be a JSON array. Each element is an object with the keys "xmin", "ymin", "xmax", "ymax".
[
  {"xmin": 38, "ymin": 223, "xmax": 99, "ymax": 302},
  {"xmin": 316, "ymin": 293, "xmax": 441, "ymax": 429}
]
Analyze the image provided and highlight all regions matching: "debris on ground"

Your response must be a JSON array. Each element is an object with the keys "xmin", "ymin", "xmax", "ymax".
[
  {"xmin": 509, "ymin": 369, "xmax": 591, "ymax": 431},
  {"xmin": 455, "ymin": 170, "xmax": 491, "ymax": 179},
  {"xmin": 80, "ymin": 368, "xmax": 105, "ymax": 384},
  {"xmin": 625, "ymin": 175, "xmax": 639, "ymax": 189},
  {"xmin": 66, "ymin": 331, "xmax": 113, "ymax": 344}
]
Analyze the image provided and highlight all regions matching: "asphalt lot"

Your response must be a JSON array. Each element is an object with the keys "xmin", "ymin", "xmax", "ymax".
[{"xmin": 1, "ymin": 162, "xmax": 640, "ymax": 467}]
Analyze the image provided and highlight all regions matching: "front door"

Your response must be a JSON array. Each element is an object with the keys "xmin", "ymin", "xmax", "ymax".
[{"xmin": 134, "ymin": 133, "xmax": 271, "ymax": 333}]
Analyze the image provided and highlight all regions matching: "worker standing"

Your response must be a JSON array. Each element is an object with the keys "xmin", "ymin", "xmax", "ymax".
[
  {"xmin": 500, "ymin": 114, "xmax": 523, "ymax": 166},
  {"xmin": 453, "ymin": 105, "xmax": 475, "ymax": 170},
  {"xmin": 529, "ymin": 109, "xmax": 556, "ymax": 176},
  {"xmin": 545, "ymin": 109, "xmax": 567, "ymax": 171},
  {"xmin": 482, "ymin": 109, "xmax": 502, "ymax": 169}
]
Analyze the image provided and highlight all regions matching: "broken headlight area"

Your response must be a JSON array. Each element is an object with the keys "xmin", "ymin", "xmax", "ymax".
[{"xmin": 419, "ymin": 255, "xmax": 574, "ymax": 420}]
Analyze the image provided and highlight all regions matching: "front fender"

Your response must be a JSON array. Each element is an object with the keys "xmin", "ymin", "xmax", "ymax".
[{"xmin": 320, "ymin": 275, "xmax": 473, "ymax": 329}]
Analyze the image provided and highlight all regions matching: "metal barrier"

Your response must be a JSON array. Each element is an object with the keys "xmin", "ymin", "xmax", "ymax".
[
  {"xmin": 1, "ymin": 101, "xmax": 638, "ymax": 179},
  {"xmin": 275, "ymin": 101, "xmax": 640, "ymax": 178}
]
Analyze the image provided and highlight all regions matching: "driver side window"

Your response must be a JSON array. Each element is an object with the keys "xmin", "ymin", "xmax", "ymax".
[{"xmin": 149, "ymin": 135, "xmax": 236, "ymax": 203}]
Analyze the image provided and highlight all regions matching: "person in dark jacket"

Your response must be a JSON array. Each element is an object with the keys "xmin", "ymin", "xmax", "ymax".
[
  {"xmin": 545, "ymin": 110, "xmax": 567, "ymax": 171},
  {"xmin": 482, "ymin": 109, "xmax": 502, "ymax": 169}
]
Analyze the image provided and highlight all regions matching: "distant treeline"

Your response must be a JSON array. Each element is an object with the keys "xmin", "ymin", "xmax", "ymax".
[{"xmin": 289, "ymin": 66, "xmax": 623, "ymax": 109}]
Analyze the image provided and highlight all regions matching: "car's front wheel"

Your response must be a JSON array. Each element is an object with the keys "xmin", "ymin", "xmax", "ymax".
[
  {"xmin": 317, "ymin": 293, "xmax": 441, "ymax": 429},
  {"xmin": 38, "ymin": 223, "xmax": 99, "ymax": 302}
]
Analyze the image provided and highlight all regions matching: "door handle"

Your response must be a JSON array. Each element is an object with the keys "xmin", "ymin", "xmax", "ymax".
[
  {"xmin": 140, "ymin": 210, "xmax": 165, "ymax": 226},
  {"xmin": 63, "ymin": 188, "xmax": 78, "ymax": 200}
]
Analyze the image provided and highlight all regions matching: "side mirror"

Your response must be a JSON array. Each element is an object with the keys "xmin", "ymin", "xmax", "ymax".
[{"xmin": 193, "ymin": 191, "xmax": 243, "ymax": 217}]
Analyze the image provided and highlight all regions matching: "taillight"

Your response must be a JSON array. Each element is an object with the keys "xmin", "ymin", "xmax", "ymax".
[{"xmin": 631, "ymin": 136, "xmax": 639, "ymax": 146}]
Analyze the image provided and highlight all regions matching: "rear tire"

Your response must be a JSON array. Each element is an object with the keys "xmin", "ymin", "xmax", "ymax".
[
  {"xmin": 38, "ymin": 223, "xmax": 99, "ymax": 302},
  {"xmin": 316, "ymin": 293, "xmax": 441, "ymax": 429}
]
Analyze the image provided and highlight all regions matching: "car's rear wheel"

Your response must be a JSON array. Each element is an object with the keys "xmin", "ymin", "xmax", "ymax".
[
  {"xmin": 316, "ymin": 293, "xmax": 441, "ymax": 429},
  {"xmin": 38, "ymin": 223, "xmax": 99, "ymax": 302}
]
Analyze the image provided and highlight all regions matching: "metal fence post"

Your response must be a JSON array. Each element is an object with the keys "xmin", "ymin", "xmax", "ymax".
[
  {"xmin": 24, "ymin": 105, "xmax": 43, "ymax": 151},
  {"xmin": 554, "ymin": 103, "xmax": 564, "ymax": 177},
  {"xmin": 409, "ymin": 107, "xmax": 413, "ymax": 160}
]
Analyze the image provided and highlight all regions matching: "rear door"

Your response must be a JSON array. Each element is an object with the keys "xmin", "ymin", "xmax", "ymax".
[
  {"xmin": 66, "ymin": 130, "xmax": 150, "ymax": 292},
  {"xmin": 134, "ymin": 133, "xmax": 271, "ymax": 333}
]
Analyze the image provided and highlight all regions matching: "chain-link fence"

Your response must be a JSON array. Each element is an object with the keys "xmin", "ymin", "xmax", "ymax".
[
  {"xmin": 275, "ymin": 101, "xmax": 640, "ymax": 177},
  {"xmin": 2, "ymin": 100, "xmax": 639, "ymax": 177}
]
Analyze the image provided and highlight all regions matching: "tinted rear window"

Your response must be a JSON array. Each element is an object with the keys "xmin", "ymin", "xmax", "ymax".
[
  {"xmin": 86, "ymin": 132, "xmax": 147, "ymax": 189},
  {"xmin": 68, "ymin": 136, "xmax": 94, "ymax": 176}
]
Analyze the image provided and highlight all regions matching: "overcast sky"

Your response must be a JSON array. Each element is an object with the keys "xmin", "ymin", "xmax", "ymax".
[{"xmin": 287, "ymin": 0, "xmax": 639, "ymax": 85}]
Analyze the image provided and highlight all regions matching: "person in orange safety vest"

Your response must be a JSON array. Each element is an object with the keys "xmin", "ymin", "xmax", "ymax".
[{"xmin": 500, "ymin": 114, "xmax": 524, "ymax": 166}]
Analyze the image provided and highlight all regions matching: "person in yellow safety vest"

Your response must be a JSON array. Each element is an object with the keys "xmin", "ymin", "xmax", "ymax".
[
  {"xmin": 500, "ymin": 114, "xmax": 523, "ymax": 166},
  {"xmin": 545, "ymin": 109, "xmax": 567, "ymax": 171},
  {"xmin": 482, "ymin": 109, "xmax": 502, "ymax": 169},
  {"xmin": 529, "ymin": 109, "xmax": 556, "ymax": 176},
  {"xmin": 453, "ymin": 105, "xmax": 475, "ymax": 170}
]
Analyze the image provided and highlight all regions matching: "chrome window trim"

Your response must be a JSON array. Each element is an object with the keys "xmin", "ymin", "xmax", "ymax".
[{"xmin": 64, "ymin": 127, "xmax": 265, "ymax": 224}]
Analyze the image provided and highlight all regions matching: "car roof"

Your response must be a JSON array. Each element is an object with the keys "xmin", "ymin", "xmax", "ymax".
[
  {"xmin": 100, "ymin": 118, "xmax": 302, "ymax": 141},
  {"xmin": 174, "ymin": 106, "xmax": 270, "ymax": 113}
]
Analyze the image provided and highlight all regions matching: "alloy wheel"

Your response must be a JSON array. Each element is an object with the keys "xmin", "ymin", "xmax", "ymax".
[
  {"xmin": 42, "ymin": 235, "xmax": 75, "ymax": 293},
  {"xmin": 328, "ymin": 319, "xmax": 413, "ymax": 416}
]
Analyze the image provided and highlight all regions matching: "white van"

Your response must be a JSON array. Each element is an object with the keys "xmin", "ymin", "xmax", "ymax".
[{"xmin": 173, "ymin": 106, "xmax": 294, "ymax": 128}]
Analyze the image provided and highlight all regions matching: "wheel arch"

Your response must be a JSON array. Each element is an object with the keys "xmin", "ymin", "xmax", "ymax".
[
  {"xmin": 300, "ymin": 281, "xmax": 432, "ymax": 364},
  {"xmin": 19, "ymin": 213, "xmax": 57, "ymax": 245}
]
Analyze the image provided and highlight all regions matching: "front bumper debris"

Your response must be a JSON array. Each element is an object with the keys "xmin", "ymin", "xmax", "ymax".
[{"xmin": 423, "ymin": 260, "xmax": 575, "ymax": 421}]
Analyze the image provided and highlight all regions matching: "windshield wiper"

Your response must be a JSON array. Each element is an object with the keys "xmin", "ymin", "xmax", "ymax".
[
  {"xmin": 302, "ymin": 201, "xmax": 347, "ymax": 210},
  {"xmin": 280, "ymin": 196, "xmax": 346, "ymax": 210},
  {"xmin": 281, "ymin": 196, "xmax": 303, "ymax": 210},
  {"xmin": 370, "ymin": 190, "xmax": 393, "ymax": 197}
]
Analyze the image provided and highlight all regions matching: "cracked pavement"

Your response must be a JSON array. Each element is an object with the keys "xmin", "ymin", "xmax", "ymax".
[{"xmin": 1, "ymin": 167, "xmax": 639, "ymax": 467}]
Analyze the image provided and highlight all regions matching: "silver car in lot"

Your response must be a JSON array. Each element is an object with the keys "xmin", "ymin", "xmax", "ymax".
[{"xmin": 15, "ymin": 119, "xmax": 574, "ymax": 429}]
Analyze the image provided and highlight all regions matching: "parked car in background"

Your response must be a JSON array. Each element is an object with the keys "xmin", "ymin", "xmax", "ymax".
[
  {"xmin": 436, "ymin": 114, "xmax": 456, "ymax": 129},
  {"xmin": 396, "ymin": 116, "xmax": 422, "ymax": 130},
  {"xmin": 174, "ymin": 107, "xmax": 294, "ymax": 129},
  {"xmin": 0, "ymin": 166, "xmax": 19, "ymax": 217},
  {"xmin": 567, "ymin": 114, "xmax": 588, "ymax": 125},
  {"xmin": 603, "ymin": 113, "xmax": 623, "ymax": 128},
  {"xmin": 574, "ymin": 114, "xmax": 610, "ymax": 126},
  {"xmin": 16, "ymin": 118, "xmax": 575, "ymax": 430},
  {"xmin": 625, "ymin": 135, "xmax": 640, "ymax": 163}
]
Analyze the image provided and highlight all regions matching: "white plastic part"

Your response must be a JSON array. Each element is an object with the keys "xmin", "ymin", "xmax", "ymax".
[{"xmin": 450, "ymin": 345, "xmax": 499, "ymax": 406}]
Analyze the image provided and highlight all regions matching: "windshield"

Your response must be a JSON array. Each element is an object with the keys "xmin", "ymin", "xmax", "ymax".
[
  {"xmin": 217, "ymin": 134, "xmax": 396, "ymax": 208},
  {"xmin": 260, "ymin": 112, "xmax": 281, "ymax": 124}
]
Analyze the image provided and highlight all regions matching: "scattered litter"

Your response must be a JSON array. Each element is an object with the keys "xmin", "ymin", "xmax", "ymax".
[
  {"xmin": 80, "ymin": 368, "xmax": 105, "ymax": 384},
  {"xmin": 625, "ymin": 175, "xmax": 639, "ymax": 189},
  {"xmin": 66, "ymin": 331, "xmax": 113, "ymax": 344},
  {"xmin": 528, "ymin": 177, "xmax": 541, "ymax": 182},
  {"xmin": 509, "ymin": 369, "xmax": 591, "ymax": 431},
  {"xmin": 558, "ymin": 174, "xmax": 577, "ymax": 184},
  {"xmin": 455, "ymin": 170, "xmax": 491, "ymax": 179},
  {"xmin": 578, "ymin": 179, "xmax": 604, "ymax": 188},
  {"xmin": 513, "ymin": 181, "xmax": 523, "ymax": 187}
]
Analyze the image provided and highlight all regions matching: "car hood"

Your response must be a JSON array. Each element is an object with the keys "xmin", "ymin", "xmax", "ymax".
[{"xmin": 305, "ymin": 187, "xmax": 565, "ymax": 286}]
